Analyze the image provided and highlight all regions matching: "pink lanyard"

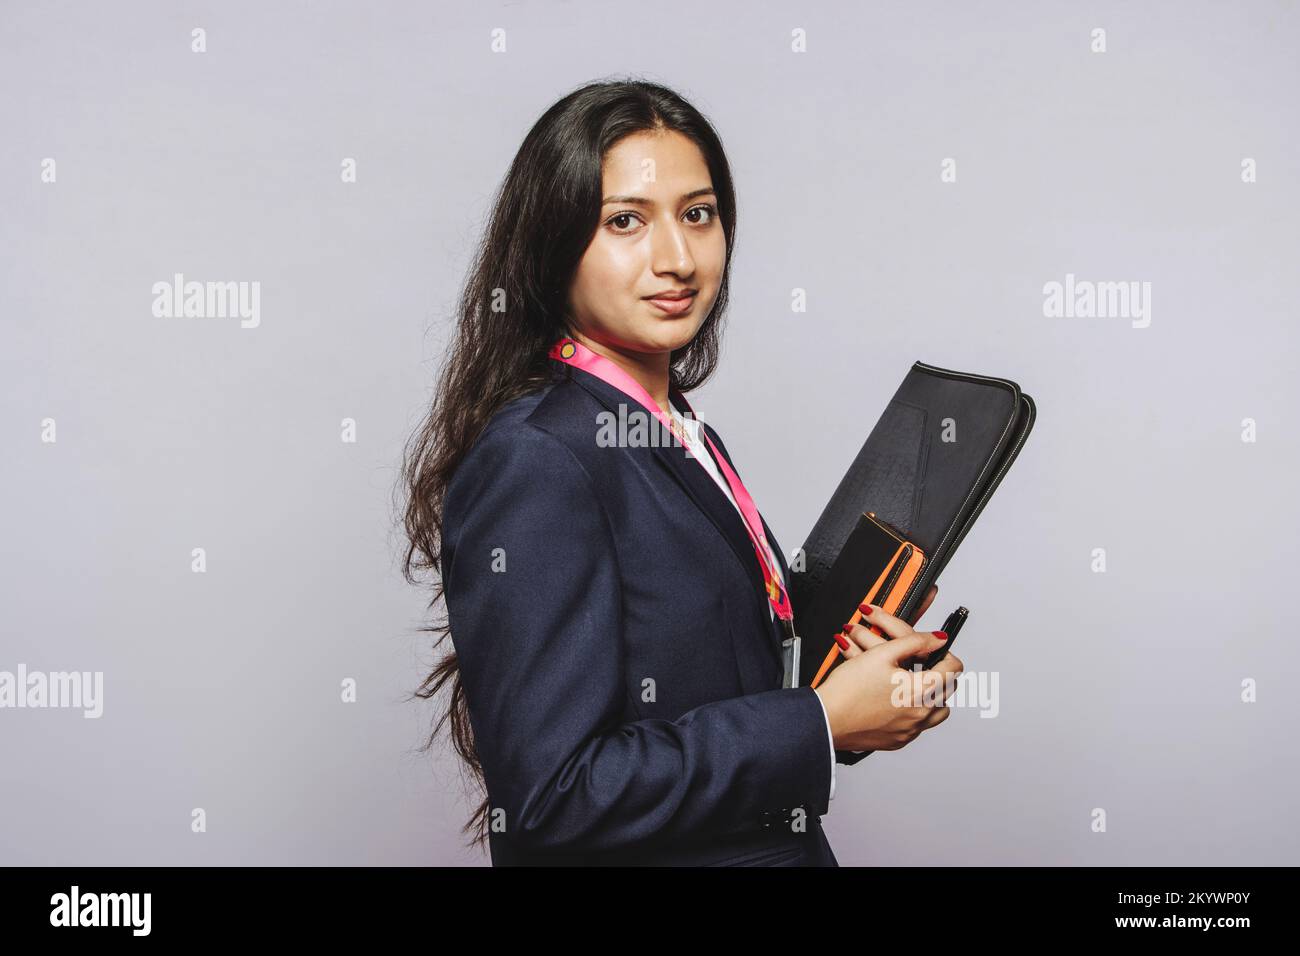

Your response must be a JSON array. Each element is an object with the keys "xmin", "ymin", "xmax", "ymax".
[{"xmin": 548, "ymin": 335, "xmax": 793, "ymax": 623}]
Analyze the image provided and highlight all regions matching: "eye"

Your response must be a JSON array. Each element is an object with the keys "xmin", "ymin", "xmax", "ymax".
[
  {"xmin": 685, "ymin": 203, "xmax": 718, "ymax": 225},
  {"xmin": 605, "ymin": 211, "xmax": 644, "ymax": 234}
]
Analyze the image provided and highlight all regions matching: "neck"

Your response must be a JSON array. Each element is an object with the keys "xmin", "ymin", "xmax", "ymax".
[{"xmin": 564, "ymin": 326, "xmax": 672, "ymax": 412}]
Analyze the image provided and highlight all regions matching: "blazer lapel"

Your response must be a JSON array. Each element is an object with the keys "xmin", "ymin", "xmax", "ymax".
[
  {"xmin": 554, "ymin": 360, "xmax": 773, "ymax": 626},
  {"xmin": 701, "ymin": 418, "xmax": 794, "ymax": 661}
]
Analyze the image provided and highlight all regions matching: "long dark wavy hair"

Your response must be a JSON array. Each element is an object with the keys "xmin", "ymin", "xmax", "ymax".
[{"xmin": 397, "ymin": 78, "xmax": 741, "ymax": 849}]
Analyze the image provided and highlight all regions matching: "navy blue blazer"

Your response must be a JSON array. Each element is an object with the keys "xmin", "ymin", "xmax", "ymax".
[{"xmin": 441, "ymin": 357, "xmax": 868, "ymax": 866}]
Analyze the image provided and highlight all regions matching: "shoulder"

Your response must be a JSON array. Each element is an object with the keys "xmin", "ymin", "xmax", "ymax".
[
  {"xmin": 440, "ymin": 379, "xmax": 622, "ymax": 579},
  {"xmin": 445, "ymin": 378, "xmax": 606, "ymax": 513},
  {"xmin": 478, "ymin": 375, "xmax": 607, "ymax": 452}
]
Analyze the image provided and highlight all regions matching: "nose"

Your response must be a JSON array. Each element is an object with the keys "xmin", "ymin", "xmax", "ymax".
[{"xmin": 650, "ymin": 216, "xmax": 695, "ymax": 278}]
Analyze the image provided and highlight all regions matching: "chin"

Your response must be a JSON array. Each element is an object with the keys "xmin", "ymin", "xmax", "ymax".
[{"xmin": 648, "ymin": 323, "xmax": 700, "ymax": 353}]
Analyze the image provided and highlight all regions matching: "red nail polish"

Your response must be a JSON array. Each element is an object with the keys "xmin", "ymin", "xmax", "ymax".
[
  {"xmin": 935, "ymin": 630, "xmax": 949, "ymax": 641},
  {"xmin": 841, "ymin": 623, "xmax": 854, "ymax": 634},
  {"xmin": 834, "ymin": 633, "xmax": 851, "ymax": 651},
  {"xmin": 859, "ymin": 603, "xmax": 874, "ymax": 615}
]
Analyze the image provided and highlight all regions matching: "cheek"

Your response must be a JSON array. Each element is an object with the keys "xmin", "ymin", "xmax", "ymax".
[
  {"xmin": 573, "ymin": 237, "xmax": 641, "ymax": 309},
  {"xmin": 697, "ymin": 230, "xmax": 727, "ymax": 278},
  {"xmin": 587, "ymin": 235, "xmax": 643, "ymax": 287},
  {"xmin": 689, "ymin": 233, "xmax": 727, "ymax": 310}
]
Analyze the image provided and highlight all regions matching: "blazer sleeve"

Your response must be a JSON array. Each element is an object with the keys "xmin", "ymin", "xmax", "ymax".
[{"xmin": 441, "ymin": 420, "xmax": 834, "ymax": 854}]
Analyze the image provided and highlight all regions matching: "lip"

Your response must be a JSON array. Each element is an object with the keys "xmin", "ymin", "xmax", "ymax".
[{"xmin": 645, "ymin": 290, "xmax": 697, "ymax": 315}]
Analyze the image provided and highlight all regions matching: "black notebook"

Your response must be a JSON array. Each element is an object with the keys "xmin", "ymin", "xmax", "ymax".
[{"xmin": 790, "ymin": 360, "xmax": 1036, "ymax": 686}]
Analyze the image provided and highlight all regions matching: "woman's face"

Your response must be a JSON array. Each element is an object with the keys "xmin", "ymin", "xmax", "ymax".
[{"xmin": 565, "ymin": 129, "xmax": 726, "ymax": 357}]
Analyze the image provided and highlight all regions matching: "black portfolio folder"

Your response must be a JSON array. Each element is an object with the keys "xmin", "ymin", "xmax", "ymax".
[{"xmin": 790, "ymin": 361, "xmax": 1036, "ymax": 686}]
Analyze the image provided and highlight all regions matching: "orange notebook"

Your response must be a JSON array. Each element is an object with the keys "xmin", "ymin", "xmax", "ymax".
[{"xmin": 804, "ymin": 512, "xmax": 926, "ymax": 689}]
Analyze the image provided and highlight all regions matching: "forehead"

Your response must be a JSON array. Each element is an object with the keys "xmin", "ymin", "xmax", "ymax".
[{"xmin": 601, "ymin": 130, "xmax": 710, "ymax": 192}]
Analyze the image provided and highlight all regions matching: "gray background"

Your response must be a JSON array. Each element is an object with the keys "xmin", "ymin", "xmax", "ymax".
[{"xmin": 2, "ymin": 0, "xmax": 1296, "ymax": 866}]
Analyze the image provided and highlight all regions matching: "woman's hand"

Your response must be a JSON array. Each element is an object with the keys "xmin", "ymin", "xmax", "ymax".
[{"xmin": 813, "ymin": 599, "xmax": 964, "ymax": 752}]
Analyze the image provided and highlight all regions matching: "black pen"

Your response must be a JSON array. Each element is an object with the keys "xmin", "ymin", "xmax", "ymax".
[{"xmin": 922, "ymin": 606, "xmax": 968, "ymax": 669}]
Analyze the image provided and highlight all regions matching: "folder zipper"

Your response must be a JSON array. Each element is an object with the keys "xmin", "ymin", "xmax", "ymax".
[
  {"xmin": 898, "ymin": 396, "xmax": 1034, "ymax": 618},
  {"xmin": 894, "ymin": 364, "xmax": 1034, "ymax": 621}
]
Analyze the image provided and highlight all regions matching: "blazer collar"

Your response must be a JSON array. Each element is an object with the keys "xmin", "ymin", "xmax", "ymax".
[{"xmin": 552, "ymin": 358, "xmax": 783, "ymax": 645}]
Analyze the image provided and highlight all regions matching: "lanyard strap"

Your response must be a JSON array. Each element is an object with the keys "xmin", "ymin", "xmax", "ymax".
[{"xmin": 548, "ymin": 336, "xmax": 792, "ymax": 622}]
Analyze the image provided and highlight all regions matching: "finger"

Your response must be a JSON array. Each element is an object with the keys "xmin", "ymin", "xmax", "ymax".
[
  {"xmin": 890, "ymin": 659, "xmax": 952, "ymax": 708},
  {"xmin": 907, "ymin": 584, "xmax": 938, "ymax": 627},
  {"xmin": 892, "ymin": 666, "xmax": 945, "ymax": 710},
  {"xmin": 856, "ymin": 602, "xmax": 914, "ymax": 640},
  {"xmin": 842, "ymin": 618, "xmax": 889, "ymax": 652},
  {"xmin": 833, "ymin": 628, "xmax": 865, "ymax": 660},
  {"xmin": 873, "ymin": 631, "xmax": 943, "ymax": 667},
  {"xmin": 920, "ymin": 705, "xmax": 951, "ymax": 729},
  {"xmin": 918, "ymin": 668, "xmax": 956, "ymax": 705},
  {"xmin": 929, "ymin": 651, "xmax": 964, "ymax": 678}
]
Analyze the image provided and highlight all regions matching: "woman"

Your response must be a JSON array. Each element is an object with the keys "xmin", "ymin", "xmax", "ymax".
[{"xmin": 400, "ymin": 79, "xmax": 961, "ymax": 866}]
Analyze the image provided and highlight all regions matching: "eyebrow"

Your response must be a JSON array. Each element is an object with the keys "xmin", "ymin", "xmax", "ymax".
[{"xmin": 601, "ymin": 187, "xmax": 716, "ymax": 206}]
